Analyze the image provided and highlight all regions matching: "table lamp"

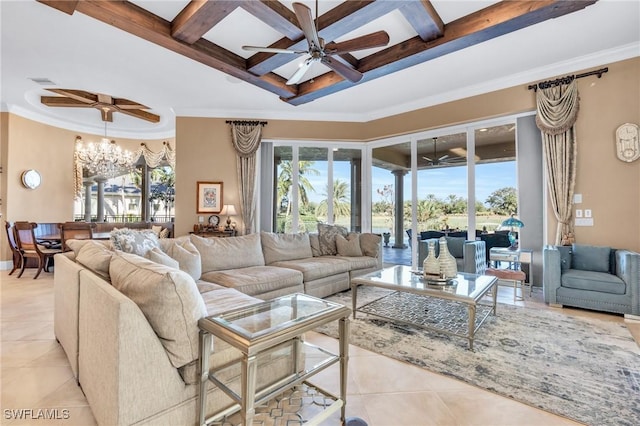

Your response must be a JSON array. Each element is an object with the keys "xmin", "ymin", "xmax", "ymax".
[
  {"xmin": 220, "ymin": 204, "xmax": 237, "ymax": 230},
  {"xmin": 501, "ymin": 214, "xmax": 524, "ymax": 249}
]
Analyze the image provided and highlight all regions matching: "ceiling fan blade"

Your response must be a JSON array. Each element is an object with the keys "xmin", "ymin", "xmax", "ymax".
[
  {"xmin": 113, "ymin": 97, "xmax": 149, "ymax": 110},
  {"xmin": 422, "ymin": 156, "xmax": 433, "ymax": 162},
  {"xmin": 118, "ymin": 108, "xmax": 161, "ymax": 123},
  {"xmin": 287, "ymin": 58, "xmax": 314, "ymax": 85},
  {"xmin": 439, "ymin": 154, "xmax": 449, "ymax": 161},
  {"xmin": 321, "ymin": 56, "xmax": 363, "ymax": 83},
  {"xmin": 292, "ymin": 2, "xmax": 321, "ymax": 50},
  {"xmin": 242, "ymin": 45, "xmax": 307, "ymax": 55},
  {"xmin": 324, "ymin": 31, "xmax": 390, "ymax": 55},
  {"xmin": 40, "ymin": 96, "xmax": 90, "ymax": 107},
  {"xmin": 45, "ymin": 88, "xmax": 96, "ymax": 104}
]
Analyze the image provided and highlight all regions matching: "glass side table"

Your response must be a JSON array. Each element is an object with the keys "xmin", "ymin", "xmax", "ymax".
[
  {"xmin": 489, "ymin": 247, "xmax": 534, "ymax": 295},
  {"xmin": 198, "ymin": 293, "xmax": 351, "ymax": 426}
]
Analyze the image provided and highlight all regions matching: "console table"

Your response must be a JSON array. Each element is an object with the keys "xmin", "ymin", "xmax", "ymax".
[
  {"xmin": 489, "ymin": 247, "xmax": 533, "ymax": 294},
  {"xmin": 198, "ymin": 293, "xmax": 350, "ymax": 426}
]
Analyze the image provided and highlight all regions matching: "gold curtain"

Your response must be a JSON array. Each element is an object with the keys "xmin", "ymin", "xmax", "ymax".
[
  {"xmin": 230, "ymin": 124, "xmax": 263, "ymax": 234},
  {"xmin": 536, "ymin": 79, "xmax": 579, "ymax": 245}
]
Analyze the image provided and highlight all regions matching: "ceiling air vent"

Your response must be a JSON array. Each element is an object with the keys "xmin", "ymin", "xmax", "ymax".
[{"xmin": 29, "ymin": 77, "xmax": 56, "ymax": 85}]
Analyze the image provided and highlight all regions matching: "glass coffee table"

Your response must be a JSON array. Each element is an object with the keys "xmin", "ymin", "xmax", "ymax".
[
  {"xmin": 198, "ymin": 293, "xmax": 351, "ymax": 426},
  {"xmin": 351, "ymin": 265, "xmax": 498, "ymax": 350}
]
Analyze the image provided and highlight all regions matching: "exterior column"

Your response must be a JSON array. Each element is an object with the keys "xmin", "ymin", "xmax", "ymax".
[
  {"xmin": 392, "ymin": 169, "xmax": 407, "ymax": 248},
  {"xmin": 95, "ymin": 177, "xmax": 107, "ymax": 222},
  {"xmin": 83, "ymin": 179, "xmax": 94, "ymax": 222}
]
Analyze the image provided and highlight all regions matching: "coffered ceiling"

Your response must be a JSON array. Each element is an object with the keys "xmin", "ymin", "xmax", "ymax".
[{"xmin": 1, "ymin": 1, "xmax": 638, "ymax": 138}]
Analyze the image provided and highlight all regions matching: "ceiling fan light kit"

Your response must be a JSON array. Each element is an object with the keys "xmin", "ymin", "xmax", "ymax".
[{"xmin": 243, "ymin": 2, "xmax": 389, "ymax": 86}]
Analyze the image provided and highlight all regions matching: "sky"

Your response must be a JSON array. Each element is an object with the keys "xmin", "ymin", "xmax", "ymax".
[{"xmin": 304, "ymin": 160, "xmax": 516, "ymax": 206}]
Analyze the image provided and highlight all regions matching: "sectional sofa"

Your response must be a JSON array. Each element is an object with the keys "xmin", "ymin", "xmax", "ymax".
[{"xmin": 54, "ymin": 229, "xmax": 381, "ymax": 425}]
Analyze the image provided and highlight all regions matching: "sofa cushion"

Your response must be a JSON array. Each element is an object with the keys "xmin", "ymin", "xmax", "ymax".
[
  {"xmin": 110, "ymin": 228, "xmax": 159, "ymax": 256},
  {"xmin": 75, "ymin": 240, "xmax": 114, "ymax": 281},
  {"xmin": 561, "ymin": 269, "xmax": 626, "ymax": 295},
  {"xmin": 336, "ymin": 255, "xmax": 378, "ymax": 271},
  {"xmin": 445, "ymin": 237, "xmax": 465, "ymax": 259},
  {"xmin": 336, "ymin": 234, "xmax": 363, "ymax": 257},
  {"xmin": 359, "ymin": 233, "xmax": 381, "ymax": 258},
  {"xmin": 195, "ymin": 280, "xmax": 226, "ymax": 293},
  {"xmin": 270, "ymin": 257, "xmax": 351, "ymax": 282},
  {"xmin": 572, "ymin": 244, "xmax": 611, "ymax": 273},
  {"xmin": 66, "ymin": 238, "xmax": 111, "ymax": 257},
  {"xmin": 109, "ymin": 252, "xmax": 207, "ymax": 369},
  {"xmin": 160, "ymin": 238, "xmax": 202, "ymax": 280},
  {"xmin": 309, "ymin": 233, "xmax": 321, "ymax": 257},
  {"xmin": 200, "ymin": 266, "xmax": 303, "ymax": 297},
  {"xmin": 145, "ymin": 247, "xmax": 179, "ymax": 269},
  {"xmin": 260, "ymin": 231, "xmax": 312, "ymax": 264},
  {"xmin": 191, "ymin": 233, "xmax": 265, "ymax": 273},
  {"xmin": 317, "ymin": 223, "xmax": 348, "ymax": 255}
]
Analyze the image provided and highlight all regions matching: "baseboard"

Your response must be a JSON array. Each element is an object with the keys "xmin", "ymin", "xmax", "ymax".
[
  {"xmin": 0, "ymin": 260, "xmax": 13, "ymax": 271},
  {"xmin": 624, "ymin": 314, "xmax": 640, "ymax": 322},
  {"xmin": 549, "ymin": 303, "xmax": 564, "ymax": 308}
]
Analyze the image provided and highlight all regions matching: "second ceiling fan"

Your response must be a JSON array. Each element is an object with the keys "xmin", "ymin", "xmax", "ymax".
[
  {"xmin": 422, "ymin": 137, "xmax": 466, "ymax": 166},
  {"xmin": 243, "ymin": 2, "xmax": 390, "ymax": 85}
]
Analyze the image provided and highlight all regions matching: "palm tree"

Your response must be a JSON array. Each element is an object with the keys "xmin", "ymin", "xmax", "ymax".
[
  {"xmin": 276, "ymin": 160, "xmax": 318, "ymax": 215},
  {"xmin": 316, "ymin": 179, "xmax": 351, "ymax": 222}
]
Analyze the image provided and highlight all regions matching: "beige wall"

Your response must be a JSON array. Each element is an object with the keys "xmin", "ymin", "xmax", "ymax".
[{"xmin": 3, "ymin": 57, "xmax": 638, "ymax": 263}]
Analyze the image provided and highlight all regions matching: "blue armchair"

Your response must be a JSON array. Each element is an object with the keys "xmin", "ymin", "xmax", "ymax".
[{"xmin": 543, "ymin": 244, "xmax": 640, "ymax": 315}]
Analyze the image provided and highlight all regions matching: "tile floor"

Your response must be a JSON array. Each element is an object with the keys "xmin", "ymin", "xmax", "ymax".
[{"xmin": 2, "ymin": 269, "xmax": 638, "ymax": 426}]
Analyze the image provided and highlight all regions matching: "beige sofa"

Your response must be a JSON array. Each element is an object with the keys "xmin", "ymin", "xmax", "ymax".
[{"xmin": 54, "ymin": 230, "xmax": 381, "ymax": 425}]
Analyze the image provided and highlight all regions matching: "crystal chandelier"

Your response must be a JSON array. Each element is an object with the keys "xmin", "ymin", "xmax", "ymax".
[{"xmin": 75, "ymin": 122, "xmax": 136, "ymax": 178}]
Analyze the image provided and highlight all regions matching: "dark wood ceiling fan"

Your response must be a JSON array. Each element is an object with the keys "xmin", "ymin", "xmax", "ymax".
[
  {"xmin": 40, "ymin": 88, "xmax": 160, "ymax": 123},
  {"xmin": 243, "ymin": 1, "xmax": 389, "ymax": 85},
  {"xmin": 422, "ymin": 137, "xmax": 465, "ymax": 166}
]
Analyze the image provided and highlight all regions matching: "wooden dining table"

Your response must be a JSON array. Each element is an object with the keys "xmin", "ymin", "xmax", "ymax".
[{"xmin": 37, "ymin": 232, "xmax": 112, "ymax": 242}]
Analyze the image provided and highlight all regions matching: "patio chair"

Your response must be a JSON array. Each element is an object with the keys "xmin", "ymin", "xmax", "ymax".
[
  {"xmin": 13, "ymin": 221, "xmax": 62, "ymax": 279},
  {"xmin": 4, "ymin": 222, "xmax": 22, "ymax": 275},
  {"xmin": 58, "ymin": 222, "xmax": 94, "ymax": 252}
]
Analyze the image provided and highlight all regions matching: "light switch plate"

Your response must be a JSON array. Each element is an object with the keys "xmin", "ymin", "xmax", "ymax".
[
  {"xmin": 575, "ymin": 218, "xmax": 594, "ymax": 227},
  {"xmin": 575, "ymin": 209, "xmax": 583, "ymax": 218}
]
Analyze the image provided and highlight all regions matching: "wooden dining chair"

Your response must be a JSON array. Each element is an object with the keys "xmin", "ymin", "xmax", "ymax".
[
  {"xmin": 4, "ymin": 221, "xmax": 23, "ymax": 275},
  {"xmin": 58, "ymin": 222, "xmax": 94, "ymax": 252},
  {"xmin": 13, "ymin": 221, "xmax": 62, "ymax": 279}
]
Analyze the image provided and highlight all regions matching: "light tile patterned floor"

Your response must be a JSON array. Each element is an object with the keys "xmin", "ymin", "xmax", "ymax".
[{"xmin": 1, "ymin": 269, "xmax": 638, "ymax": 426}]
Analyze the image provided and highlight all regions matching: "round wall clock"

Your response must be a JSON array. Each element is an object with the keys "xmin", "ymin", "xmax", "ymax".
[
  {"xmin": 615, "ymin": 123, "xmax": 639, "ymax": 163},
  {"xmin": 21, "ymin": 169, "xmax": 42, "ymax": 189},
  {"xmin": 208, "ymin": 215, "xmax": 220, "ymax": 226}
]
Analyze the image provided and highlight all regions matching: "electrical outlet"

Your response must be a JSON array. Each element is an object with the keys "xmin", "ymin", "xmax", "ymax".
[
  {"xmin": 575, "ymin": 209, "xmax": 583, "ymax": 218},
  {"xmin": 584, "ymin": 209, "xmax": 592, "ymax": 218}
]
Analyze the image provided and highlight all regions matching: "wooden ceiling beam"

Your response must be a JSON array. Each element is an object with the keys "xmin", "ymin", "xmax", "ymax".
[
  {"xmin": 240, "ymin": 1, "xmax": 303, "ymax": 40},
  {"xmin": 247, "ymin": 0, "xmax": 398, "ymax": 75},
  {"xmin": 45, "ymin": 88, "xmax": 97, "ymax": 103},
  {"xmin": 399, "ymin": 0, "xmax": 444, "ymax": 42},
  {"xmin": 284, "ymin": 0, "xmax": 597, "ymax": 105},
  {"xmin": 41, "ymin": 0, "xmax": 296, "ymax": 99},
  {"xmin": 118, "ymin": 108, "xmax": 161, "ymax": 124},
  {"xmin": 36, "ymin": 0, "xmax": 79, "ymax": 15},
  {"xmin": 40, "ymin": 96, "xmax": 90, "ymax": 107},
  {"xmin": 172, "ymin": 1, "xmax": 240, "ymax": 44}
]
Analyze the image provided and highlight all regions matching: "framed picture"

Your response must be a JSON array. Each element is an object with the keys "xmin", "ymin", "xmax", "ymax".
[{"xmin": 197, "ymin": 181, "xmax": 223, "ymax": 213}]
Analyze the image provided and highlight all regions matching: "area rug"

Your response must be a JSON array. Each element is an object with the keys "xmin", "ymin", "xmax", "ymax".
[{"xmin": 315, "ymin": 287, "xmax": 640, "ymax": 426}]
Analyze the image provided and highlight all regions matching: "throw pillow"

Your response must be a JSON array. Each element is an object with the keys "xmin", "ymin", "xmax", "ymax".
[
  {"xmin": 260, "ymin": 231, "xmax": 312, "ymax": 264},
  {"xmin": 336, "ymin": 234, "xmax": 363, "ymax": 257},
  {"xmin": 445, "ymin": 237, "xmax": 465, "ymax": 259},
  {"xmin": 110, "ymin": 228, "xmax": 159, "ymax": 256},
  {"xmin": 308, "ymin": 233, "xmax": 321, "ymax": 257},
  {"xmin": 66, "ymin": 239, "xmax": 112, "ymax": 258},
  {"xmin": 160, "ymin": 239, "xmax": 202, "ymax": 281},
  {"xmin": 75, "ymin": 240, "xmax": 114, "ymax": 281},
  {"xmin": 145, "ymin": 247, "xmax": 179, "ymax": 269},
  {"xmin": 151, "ymin": 225, "xmax": 162, "ymax": 236},
  {"xmin": 359, "ymin": 233, "xmax": 382, "ymax": 258},
  {"xmin": 109, "ymin": 252, "xmax": 207, "ymax": 369},
  {"xmin": 317, "ymin": 223, "xmax": 348, "ymax": 256},
  {"xmin": 571, "ymin": 244, "xmax": 611, "ymax": 273}
]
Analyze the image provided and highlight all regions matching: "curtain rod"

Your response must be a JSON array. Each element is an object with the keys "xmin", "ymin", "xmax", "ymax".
[
  {"xmin": 226, "ymin": 120, "xmax": 267, "ymax": 126},
  {"xmin": 527, "ymin": 67, "xmax": 608, "ymax": 91}
]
